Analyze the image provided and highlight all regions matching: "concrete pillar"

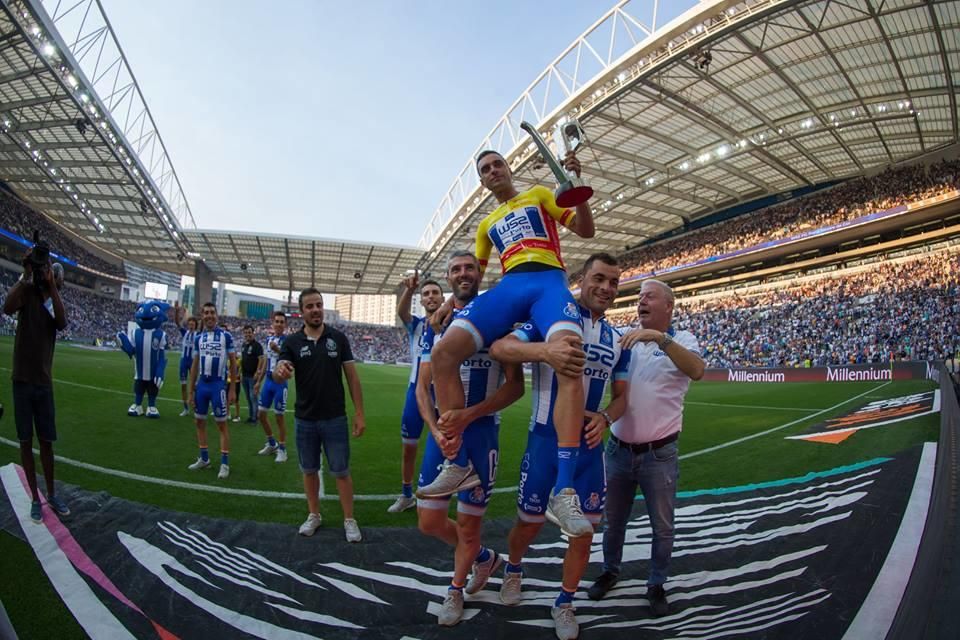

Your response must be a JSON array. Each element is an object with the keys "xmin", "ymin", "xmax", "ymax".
[{"xmin": 193, "ymin": 260, "xmax": 214, "ymax": 317}]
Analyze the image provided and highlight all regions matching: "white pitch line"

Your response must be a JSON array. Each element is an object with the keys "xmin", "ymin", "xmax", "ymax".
[
  {"xmin": 0, "ymin": 371, "xmax": 895, "ymax": 501},
  {"xmin": 679, "ymin": 381, "xmax": 893, "ymax": 461},
  {"xmin": 685, "ymin": 401, "xmax": 820, "ymax": 412}
]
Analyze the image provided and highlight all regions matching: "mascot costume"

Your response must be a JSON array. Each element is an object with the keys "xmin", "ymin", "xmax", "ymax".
[{"xmin": 117, "ymin": 300, "xmax": 170, "ymax": 418}]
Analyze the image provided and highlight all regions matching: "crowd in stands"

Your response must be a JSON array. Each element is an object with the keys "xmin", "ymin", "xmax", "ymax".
[
  {"xmin": 599, "ymin": 159, "xmax": 960, "ymax": 282},
  {"xmin": 609, "ymin": 250, "xmax": 960, "ymax": 368},
  {"xmin": 0, "ymin": 188, "xmax": 124, "ymax": 277}
]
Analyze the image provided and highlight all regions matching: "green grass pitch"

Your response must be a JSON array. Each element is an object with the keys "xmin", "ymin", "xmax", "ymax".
[{"xmin": 0, "ymin": 337, "xmax": 940, "ymax": 638}]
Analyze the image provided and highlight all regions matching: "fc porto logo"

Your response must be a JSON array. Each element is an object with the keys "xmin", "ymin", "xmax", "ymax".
[
  {"xmin": 585, "ymin": 492, "xmax": 601, "ymax": 511},
  {"xmin": 600, "ymin": 324, "xmax": 613, "ymax": 347},
  {"xmin": 325, "ymin": 338, "xmax": 338, "ymax": 357},
  {"xmin": 469, "ymin": 486, "xmax": 486, "ymax": 504},
  {"xmin": 563, "ymin": 302, "xmax": 580, "ymax": 320}
]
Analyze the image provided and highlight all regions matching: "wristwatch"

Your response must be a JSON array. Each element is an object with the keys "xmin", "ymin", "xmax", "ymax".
[
  {"xmin": 658, "ymin": 332, "xmax": 674, "ymax": 349},
  {"xmin": 599, "ymin": 410, "xmax": 612, "ymax": 427}
]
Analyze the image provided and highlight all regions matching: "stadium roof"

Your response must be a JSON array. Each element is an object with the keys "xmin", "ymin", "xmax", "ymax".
[
  {"xmin": 416, "ymin": 0, "xmax": 960, "ymax": 279},
  {"xmin": 185, "ymin": 230, "xmax": 423, "ymax": 295},
  {"xmin": 0, "ymin": 0, "xmax": 197, "ymax": 274},
  {"xmin": 0, "ymin": 0, "xmax": 956, "ymax": 293}
]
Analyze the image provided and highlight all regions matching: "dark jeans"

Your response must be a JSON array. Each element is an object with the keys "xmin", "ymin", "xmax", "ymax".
[
  {"xmin": 601, "ymin": 436, "xmax": 679, "ymax": 586},
  {"xmin": 241, "ymin": 377, "xmax": 257, "ymax": 420}
]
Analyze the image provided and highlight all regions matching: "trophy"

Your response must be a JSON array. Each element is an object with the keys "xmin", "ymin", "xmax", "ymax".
[{"xmin": 520, "ymin": 119, "xmax": 594, "ymax": 208}]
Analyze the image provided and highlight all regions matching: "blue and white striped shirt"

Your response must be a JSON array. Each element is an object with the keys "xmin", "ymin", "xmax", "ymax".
[
  {"xmin": 405, "ymin": 315, "xmax": 430, "ymax": 385},
  {"xmin": 193, "ymin": 328, "xmax": 236, "ymax": 381},
  {"xmin": 264, "ymin": 334, "xmax": 285, "ymax": 376},
  {"xmin": 421, "ymin": 308, "xmax": 505, "ymax": 424},
  {"xmin": 180, "ymin": 328, "xmax": 196, "ymax": 360},
  {"xmin": 514, "ymin": 305, "xmax": 630, "ymax": 436},
  {"xmin": 133, "ymin": 328, "xmax": 166, "ymax": 381}
]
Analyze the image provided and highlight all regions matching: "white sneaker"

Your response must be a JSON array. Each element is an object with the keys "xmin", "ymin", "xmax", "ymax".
[
  {"xmin": 298, "ymin": 513, "xmax": 322, "ymax": 536},
  {"xmin": 387, "ymin": 495, "xmax": 417, "ymax": 513},
  {"xmin": 187, "ymin": 457, "xmax": 210, "ymax": 471},
  {"xmin": 218, "ymin": 464, "xmax": 230, "ymax": 479},
  {"xmin": 127, "ymin": 404, "xmax": 143, "ymax": 417},
  {"xmin": 551, "ymin": 603, "xmax": 579, "ymax": 640},
  {"xmin": 465, "ymin": 550, "xmax": 501, "ymax": 594},
  {"xmin": 344, "ymin": 518, "xmax": 362, "ymax": 542},
  {"xmin": 500, "ymin": 570, "xmax": 523, "ymax": 605},
  {"xmin": 437, "ymin": 589, "xmax": 464, "ymax": 626},
  {"xmin": 275, "ymin": 449, "xmax": 288, "ymax": 463},
  {"xmin": 178, "ymin": 408, "xmax": 191, "ymax": 417},
  {"xmin": 415, "ymin": 461, "xmax": 481, "ymax": 498},
  {"xmin": 231, "ymin": 416, "xmax": 240, "ymax": 423},
  {"xmin": 146, "ymin": 406, "xmax": 160, "ymax": 418},
  {"xmin": 257, "ymin": 442, "xmax": 278, "ymax": 455},
  {"xmin": 547, "ymin": 489, "xmax": 594, "ymax": 537}
]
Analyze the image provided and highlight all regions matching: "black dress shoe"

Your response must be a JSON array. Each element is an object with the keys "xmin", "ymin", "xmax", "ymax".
[
  {"xmin": 648, "ymin": 584, "xmax": 669, "ymax": 617},
  {"xmin": 587, "ymin": 571, "xmax": 619, "ymax": 600}
]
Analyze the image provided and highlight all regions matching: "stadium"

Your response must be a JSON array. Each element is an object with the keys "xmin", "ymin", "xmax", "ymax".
[{"xmin": 0, "ymin": 0, "xmax": 957, "ymax": 638}]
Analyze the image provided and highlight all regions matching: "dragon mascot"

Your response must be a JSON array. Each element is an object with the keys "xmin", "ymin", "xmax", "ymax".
[{"xmin": 117, "ymin": 299, "xmax": 170, "ymax": 418}]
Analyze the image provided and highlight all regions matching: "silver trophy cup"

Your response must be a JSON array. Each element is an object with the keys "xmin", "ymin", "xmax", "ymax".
[{"xmin": 520, "ymin": 119, "xmax": 594, "ymax": 208}]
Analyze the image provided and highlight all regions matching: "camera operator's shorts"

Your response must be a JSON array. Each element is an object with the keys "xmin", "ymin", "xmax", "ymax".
[
  {"xmin": 12, "ymin": 382, "xmax": 56, "ymax": 442},
  {"xmin": 195, "ymin": 379, "xmax": 228, "ymax": 421}
]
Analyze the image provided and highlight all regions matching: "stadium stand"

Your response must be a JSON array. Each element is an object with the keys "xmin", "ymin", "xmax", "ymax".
[
  {"xmin": 0, "ymin": 186, "xmax": 125, "ymax": 278},
  {"xmin": 597, "ymin": 159, "xmax": 960, "ymax": 283},
  {"xmin": 608, "ymin": 248, "xmax": 960, "ymax": 369}
]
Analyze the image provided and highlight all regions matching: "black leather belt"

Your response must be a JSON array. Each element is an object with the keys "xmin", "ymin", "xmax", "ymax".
[{"xmin": 610, "ymin": 432, "xmax": 678, "ymax": 453}]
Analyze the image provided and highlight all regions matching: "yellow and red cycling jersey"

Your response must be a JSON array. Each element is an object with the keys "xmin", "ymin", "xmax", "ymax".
[{"xmin": 475, "ymin": 185, "xmax": 576, "ymax": 276}]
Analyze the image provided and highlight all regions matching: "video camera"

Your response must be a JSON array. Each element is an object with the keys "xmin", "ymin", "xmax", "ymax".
[{"xmin": 25, "ymin": 230, "xmax": 51, "ymax": 287}]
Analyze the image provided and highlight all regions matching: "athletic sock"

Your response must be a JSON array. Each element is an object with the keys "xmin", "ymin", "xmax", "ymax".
[
  {"xmin": 199, "ymin": 447, "xmax": 209, "ymax": 463},
  {"xmin": 506, "ymin": 562, "xmax": 523, "ymax": 574},
  {"xmin": 402, "ymin": 483, "xmax": 413, "ymax": 499},
  {"xmin": 554, "ymin": 446, "xmax": 579, "ymax": 492},
  {"xmin": 449, "ymin": 582, "xmax": 465, "ymax": 593},
  {"xmin": 555, "ymin": 588, "xmax": 576, "ymax": 607},
  {"xmin": 183, "ymin": 402, "xmax": 189, "ymax": 411},
  {"xmin": 278, "ymin": 442, "xmax": 286, "ymax": 451},
  {"xmin": 267, "ymin": 436, "xmax": 277, "ymax": 447},
  {"xmin": 475, "ymin": 546, "xmax": 491, "ymax": 563},
  {"xmin": 221, "ymin": 451, "xmax": 229, "ymax": 466}
]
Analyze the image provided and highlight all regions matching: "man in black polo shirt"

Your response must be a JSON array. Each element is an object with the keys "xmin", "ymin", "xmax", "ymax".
[
  {"xmin": 274, "ymin": 288, "xmax": 366, "ymax": 542},
  {"xmin": 240, "ymin": 325, "xmax": 263, "ymax": 424},
  {"xmin": 2, "ymin": 249, "xmax": 69, "ymax": 523}
]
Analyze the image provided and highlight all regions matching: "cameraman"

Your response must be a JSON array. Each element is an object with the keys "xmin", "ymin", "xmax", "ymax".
[{"xmin": 2, "ymin": 244, "xmax": 69, "ymax": 523}]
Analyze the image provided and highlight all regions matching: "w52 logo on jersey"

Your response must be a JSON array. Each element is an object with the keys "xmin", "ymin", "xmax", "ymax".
[{"xmin": 584, "ymin": 343, "xmax": 615, "ymax": 367}]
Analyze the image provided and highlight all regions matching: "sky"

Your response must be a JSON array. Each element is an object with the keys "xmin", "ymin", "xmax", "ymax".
[{"xmin": 95, "ymin": 0, "xmax": 692, "ymax": 301}]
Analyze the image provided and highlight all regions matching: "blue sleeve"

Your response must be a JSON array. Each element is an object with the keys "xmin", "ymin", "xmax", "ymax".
[
  {"xmin": 405, "ymin": 315, "xmax": 422, "ymax": 336},
  {"xmin": 225, "ymin": 332, "xmax": 236, "ymax": 354},
  {"xmin": 613, "ymin": 347, "xmax": 631, "ymax": 381},
  {"xmin": 511, "ymin": 320, "xmax": 542, "ymax": 343},
  {"xmin": 179, "ymin": 326, "xmax": 186, "ymax": 337},
  {"xmin": 193, "ymin": 334, "xmax": 201, "ymax": 357}
]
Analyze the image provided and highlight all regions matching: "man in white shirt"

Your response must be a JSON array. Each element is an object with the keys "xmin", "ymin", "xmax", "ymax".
[{"xmin": 587, "ymin": 279, "xmax": 704, "ymax": 617}]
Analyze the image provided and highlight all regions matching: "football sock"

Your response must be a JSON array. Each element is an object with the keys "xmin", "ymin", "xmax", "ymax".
[
  {"xmin": 555, "ymin": 446, "xmax": 579, "ymax": 492},
  {"xmin": 449, "ymin": 582, "xmax": 465, "ymax": 593},
  {"xmin": 221, "ymin": 452, "xmax": 229, "ymax": 466},
  {"xmin": 555, "ymin": 588, "xmax": 575, "ymax": 607},
  {"xmin": 402, "ymin": 483, "xmax": 413, "ymax": 499},
  {"xmin": 267, "ymin": 436, "xmax": 277, "ymax": 448},
  {"xmin": 475, "ymin": 547, "xmax": 491, "ymax": 563},
  {"xmin": 199, "ymin": 448, "xmax": 209, "ymax": 463},
  {"xmin": 506, "ymin": 562, "xmax": 523, "ymax": 574},
  {"xmin": 278, "ymin": 442, "xmax": 286, "ymax": 451}
]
